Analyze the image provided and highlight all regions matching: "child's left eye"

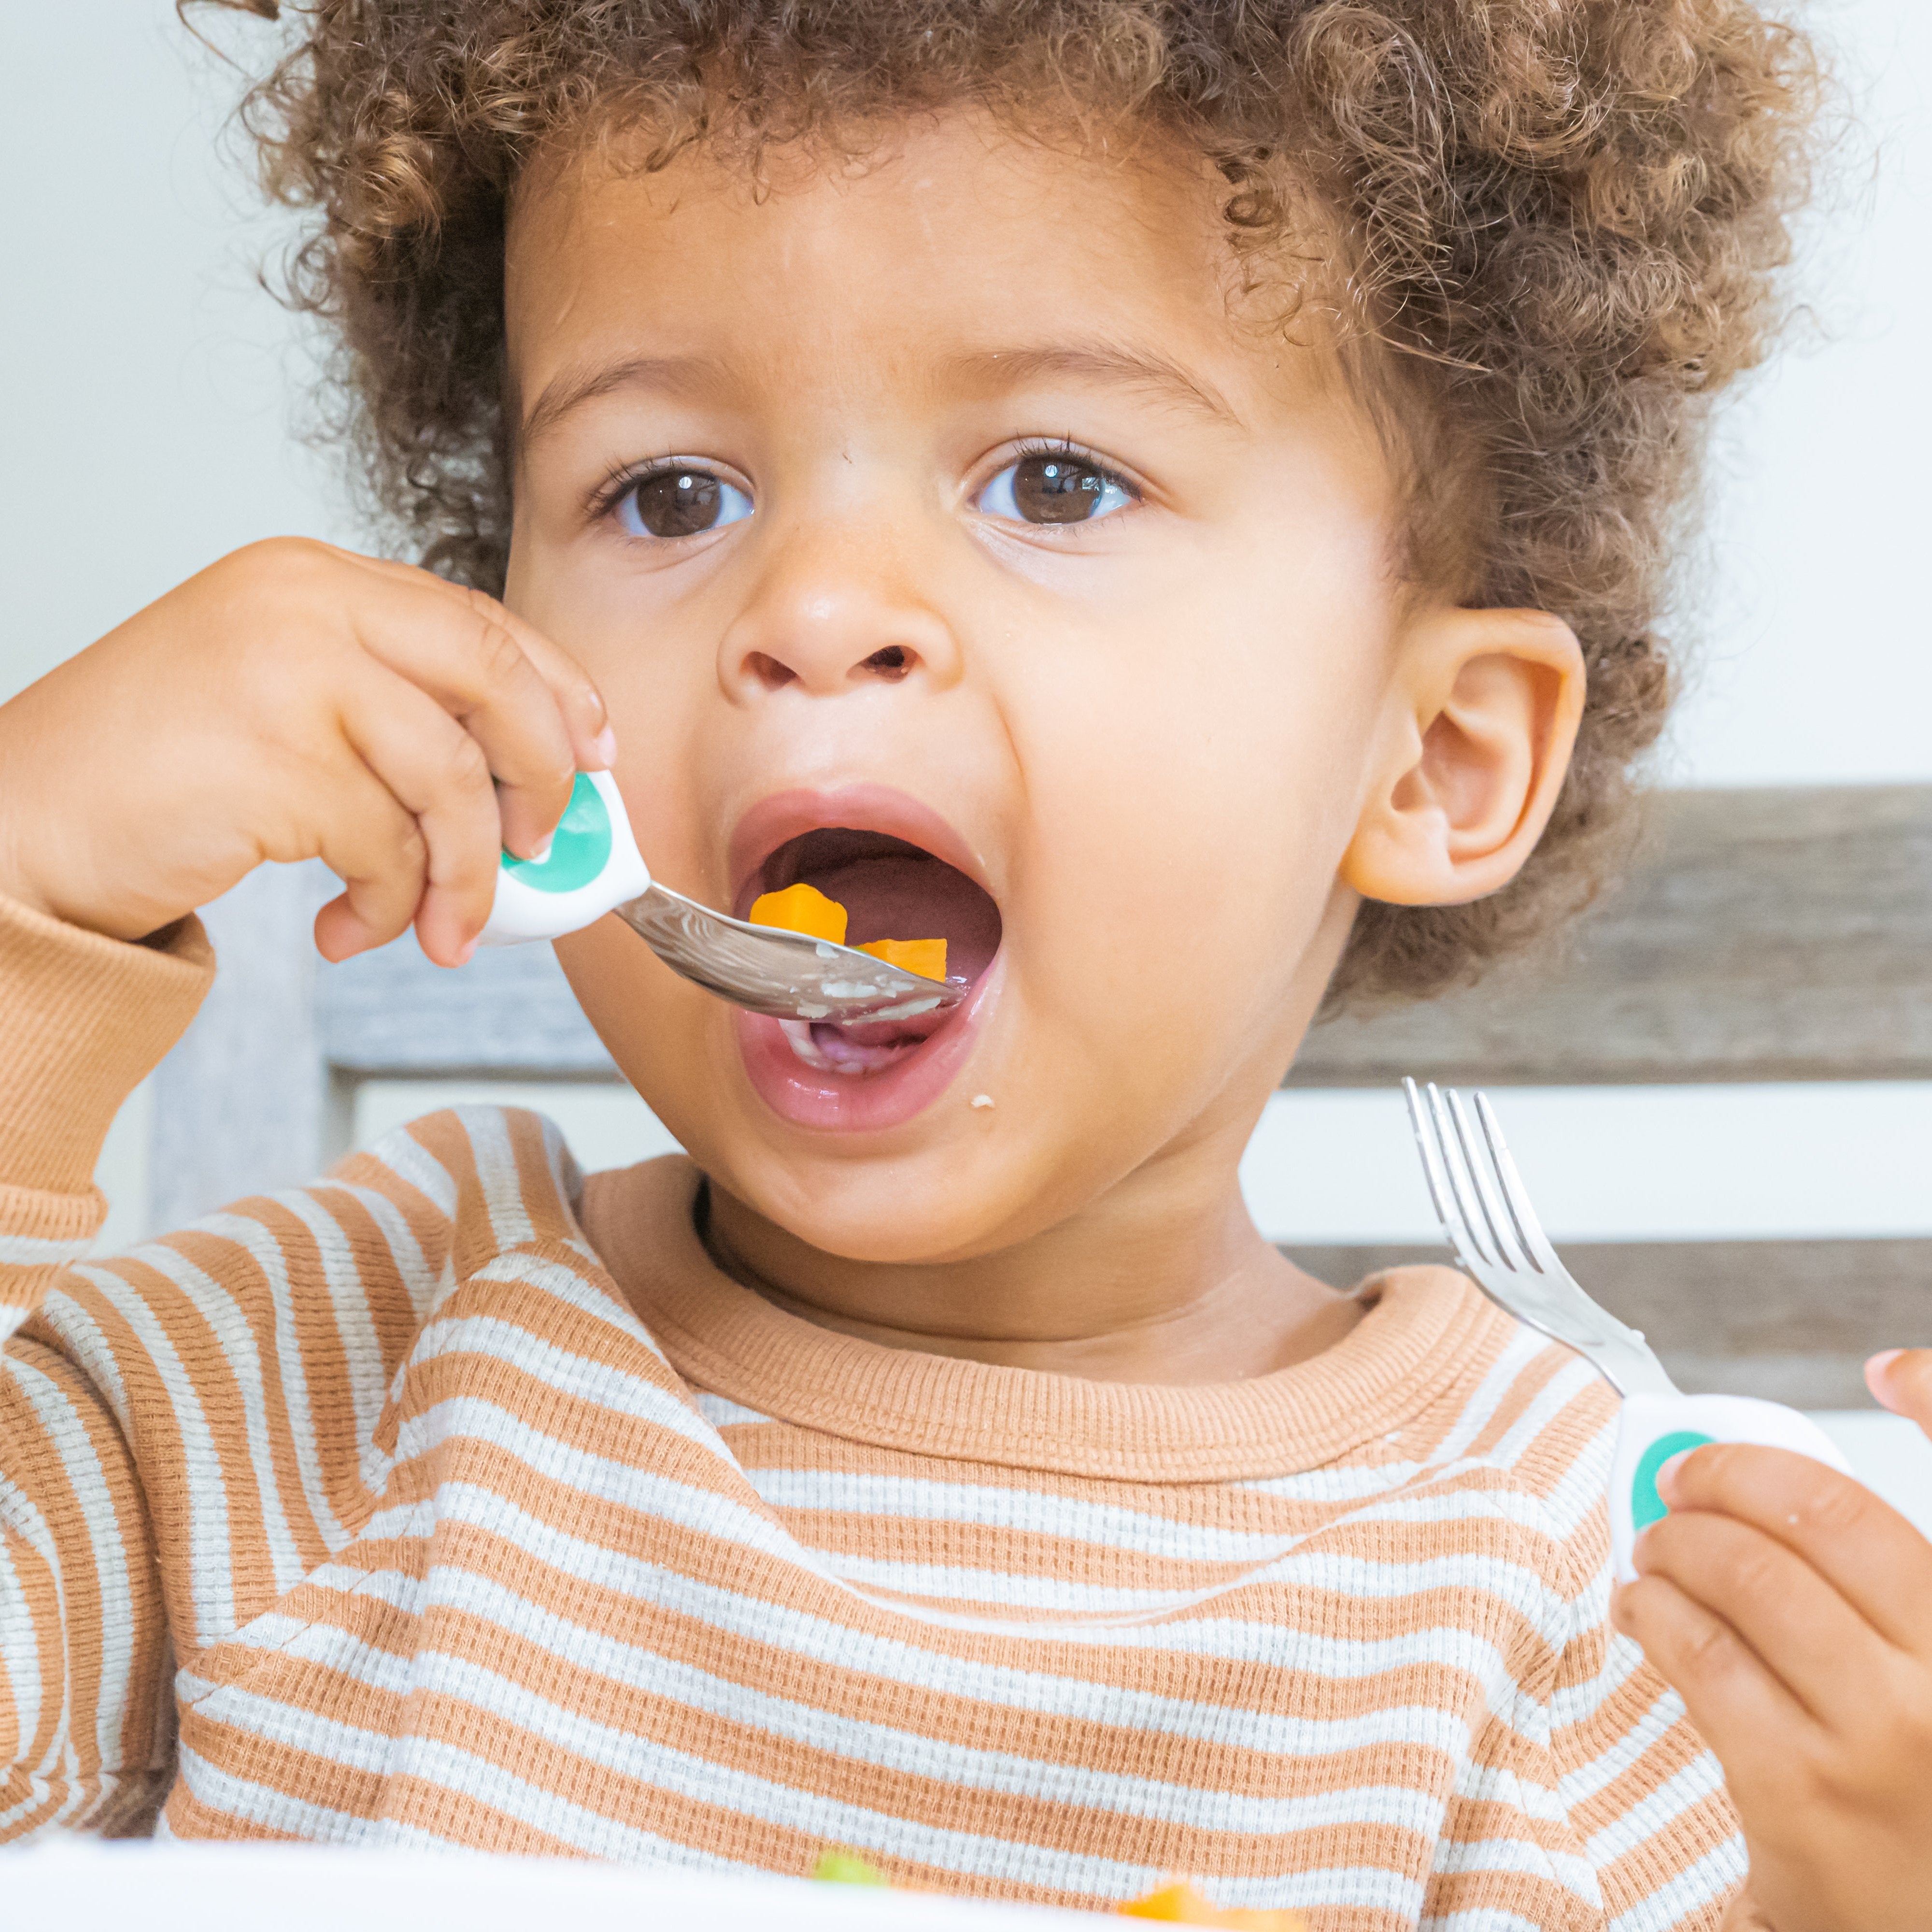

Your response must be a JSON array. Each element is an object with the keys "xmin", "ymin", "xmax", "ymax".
[
  {"xmin": 614, "ymin": 467, "xmax": 753, "ymax": 539},
  {"xmin": 975, "ymin": 451, "xmax": 1136, "ymax": 527}
]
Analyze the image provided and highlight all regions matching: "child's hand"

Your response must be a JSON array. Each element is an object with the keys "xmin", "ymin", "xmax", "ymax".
[
  {"xmin": 1613, "ymin": 1349, "xmax": 1932, "ymax": 1932},
  {"xmin": 0, "ymin": 540, "xmax": 612, "ymax": 966}
]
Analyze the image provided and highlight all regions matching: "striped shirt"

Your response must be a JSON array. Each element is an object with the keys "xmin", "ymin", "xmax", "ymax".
[{"xmin": 0, "ymin": 897, "xmax": 1746, "ymax": 1924}]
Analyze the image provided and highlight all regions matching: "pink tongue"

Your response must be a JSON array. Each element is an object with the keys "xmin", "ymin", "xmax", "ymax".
[{"xmin": 805, "ymin": 854, "xmax": 1000, "ymax": 985}]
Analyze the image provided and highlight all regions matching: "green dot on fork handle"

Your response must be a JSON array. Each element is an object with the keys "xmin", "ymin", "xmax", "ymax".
[{"xmin": 1631, "ymin": 1429, "xmax": 1717, "ymax": 1533}]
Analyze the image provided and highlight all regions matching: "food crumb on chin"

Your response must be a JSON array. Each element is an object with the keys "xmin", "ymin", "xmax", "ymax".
[{"xmin": 970, "ymin": 1094, "xmax": 995, "ymax": 1110}]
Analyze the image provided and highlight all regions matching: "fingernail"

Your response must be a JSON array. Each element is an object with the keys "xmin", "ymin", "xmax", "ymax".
[
  {"xmin": 1866, "ymin": 1348, "xmax": 1906, "ymax": 1408},
  {"xmin": 591, "ymin": 725, "xmax": 618, "ymax": 770},
  {"xmin": 1657, "ymin": 1451, "xmax": 1694, "ymax": 1499},
  {"xmin": 529, "ymin": 836, "xmax": 554, "ymax": 863},
  {"xmin": 456, "ymin": 937, "xmax": 477, "ymax": 966}
]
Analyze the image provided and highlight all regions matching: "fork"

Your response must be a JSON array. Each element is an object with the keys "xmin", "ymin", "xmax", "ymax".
[{"xmin": 1402, "ymin": 1078, "xmax": 1853, "ymax": 1582}]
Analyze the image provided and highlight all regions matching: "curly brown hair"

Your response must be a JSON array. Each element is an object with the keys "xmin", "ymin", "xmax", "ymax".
[{"xmin": 201, "ymin": 0, "xmax": 1819, "ymax": 1007}]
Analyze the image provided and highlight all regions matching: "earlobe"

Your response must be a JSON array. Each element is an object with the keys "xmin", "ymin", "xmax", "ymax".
[{"xmin": 1339, "ymin": 607, "xmax": 1585, "ymax": 909}]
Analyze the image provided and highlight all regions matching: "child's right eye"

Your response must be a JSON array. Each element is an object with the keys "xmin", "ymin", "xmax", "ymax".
[{"xmin": 614, "ymin": 467, "xmax": 753, "ymax": 540}]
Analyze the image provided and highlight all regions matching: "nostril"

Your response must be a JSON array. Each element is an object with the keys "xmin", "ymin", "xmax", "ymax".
[
  {"xmin": 858, "ymin": 645, "xmax": 910, "ymax": 683},
  {"xmin": 747, "ymin": 651, "xmax": 796, "ymax": 691}
]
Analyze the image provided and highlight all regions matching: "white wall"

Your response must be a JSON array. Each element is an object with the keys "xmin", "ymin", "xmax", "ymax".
[
  {"xmin": 5, "ymin": 3, "xmax": 1930, "ymax": 1487},
  {"xmin": 5, "ymin": 1, "xmax": 1927, "ymax": 764}
]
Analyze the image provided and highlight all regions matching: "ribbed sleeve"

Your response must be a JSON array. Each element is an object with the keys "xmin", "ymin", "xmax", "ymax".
[
  {"xmin": 0, "ymin": 897, "xmax": 208, "ymax": 1836},
  {"xmin": 0, "ymin": 893, "xmax": 211, "ymax": 1336}
]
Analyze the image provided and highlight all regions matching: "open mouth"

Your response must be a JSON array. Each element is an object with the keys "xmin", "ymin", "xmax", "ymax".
[{"xmin": 739, "ymin": 827, "xmax": 1004, "ymax": 1078}]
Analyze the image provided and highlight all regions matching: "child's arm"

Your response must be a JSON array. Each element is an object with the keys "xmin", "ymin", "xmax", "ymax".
[
  {"xmin": 0, "ymin": 539, "xmax": 610, "ymax": 966},
  {"xmin": 0, "ymin": 895, "xmax": 216, "ymax": 1832},
  {"xmin": 0, "ymin": 540, "xmax": 609, "ymax": 1835},
  {"xmin": 1614, "ymin": 1351, "xmax": 1932, "ymax": 1932}
]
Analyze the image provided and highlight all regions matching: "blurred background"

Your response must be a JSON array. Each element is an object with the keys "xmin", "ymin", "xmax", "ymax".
[{"xmin": 3, "ymin": 5, "xmax": 1929, "ymax": 1508}]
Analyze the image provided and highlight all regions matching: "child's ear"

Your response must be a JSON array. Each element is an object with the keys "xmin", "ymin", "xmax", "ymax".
[{"xmin": 1340, "ymin": 607, "xmax": 1586, "ymax": 908}]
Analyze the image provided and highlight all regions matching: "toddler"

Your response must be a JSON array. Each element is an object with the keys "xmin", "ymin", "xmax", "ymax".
[{"xmin": 2, "ymin": 4, "xmax": 1922, "ymax": 1927}]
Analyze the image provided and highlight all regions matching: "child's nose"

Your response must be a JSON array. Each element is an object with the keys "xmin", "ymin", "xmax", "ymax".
[{"xmin": 715, "ymin": 519, "xmax": 963, "ymax": 700}]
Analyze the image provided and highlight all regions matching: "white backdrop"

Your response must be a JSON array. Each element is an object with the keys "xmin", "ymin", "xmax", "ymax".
[
  {"xmin": 5, "ymin": 1, "xmax": 1928, "ymax": 771},
  {"xmin": 3, "ymin": 3, "xmax": 1930, "ymax": 1486}
]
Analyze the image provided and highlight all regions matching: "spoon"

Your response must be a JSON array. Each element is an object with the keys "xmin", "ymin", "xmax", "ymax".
[{"xmin": 476, "ymin": 770, "xmax": 966, "ymax": 1026}]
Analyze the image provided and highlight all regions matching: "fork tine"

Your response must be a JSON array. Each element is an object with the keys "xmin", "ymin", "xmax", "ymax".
[
  {"xmin": 1442, "ymin": 1087, "xmax": 1525, "ymax": 1271},
  {"xmin": 1425, "ymin": 1083, "xmax": 1498, "ymax": 1267},
  {"xmin": 1403, "ymin": 1078, "xmax": 1490, "ymax": 1265},
  {"xmin": 1402, "ymin": 1078, "xmax": 1464, "ymax": 1246},
  {"xmin": 1472, "ymin": 1091, "xmax": 1561, "ymax": 1277}
]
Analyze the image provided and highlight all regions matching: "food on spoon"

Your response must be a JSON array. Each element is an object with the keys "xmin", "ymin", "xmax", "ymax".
[
  {"xmin": 748, "ymin": 885, "xmax": 947, "ymax": 981},
  {"xmin": 1118, "ymin": 1883, "xmax": 1307, "ymax": 1929},
  {"xmin": 749, "ymin": 882, "xmax": 848, "ymax": 945},
  {"xmin": 857, "ymin": 937, "xmax": 948, "ymax": 982}
]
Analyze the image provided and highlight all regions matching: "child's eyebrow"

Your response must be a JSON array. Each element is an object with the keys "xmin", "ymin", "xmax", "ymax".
[
  {"xmin": 943, "ymin": 344, "xmax": 1241, "ymax": 428},
  {"xmin": 520, "ymin": 354, "xmax": 726, "ymax": 449},
  {"xmin": 520, "ymin": 343, "xmax": 1242, "ymax": 449}
]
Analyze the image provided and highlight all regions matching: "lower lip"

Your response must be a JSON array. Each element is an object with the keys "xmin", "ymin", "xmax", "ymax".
[{"xmin": 734, "ymin": 957, "xmax": 1002, "ymax": 1132}]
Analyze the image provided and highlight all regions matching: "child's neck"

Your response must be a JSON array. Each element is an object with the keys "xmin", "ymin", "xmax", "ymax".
[{"xmin": 691, "ymin": 1159, "xmax": 1364, "ymax": 1388}]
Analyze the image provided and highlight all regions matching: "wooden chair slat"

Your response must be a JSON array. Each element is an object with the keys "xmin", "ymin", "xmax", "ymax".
[
  {"xmin": 1290, "ymin": 1237, "xmax": 1932, "ymax": 1408},
  {"xmin": 1294, "ymin": 786, "xmax": 1932, "ymax": 1087}
]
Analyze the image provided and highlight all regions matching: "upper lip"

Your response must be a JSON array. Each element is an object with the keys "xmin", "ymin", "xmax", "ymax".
[{"xmin": 726, "ymin": 785, "xmax": 995, "ymax": 916}]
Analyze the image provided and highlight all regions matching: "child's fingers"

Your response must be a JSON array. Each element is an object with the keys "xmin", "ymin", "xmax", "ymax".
[
  {"xmin": 345, "ymin": 566, "xmax": 605, "ymax": 861},
  {"xmin": 308, "ymin": 771, "xmax": 435, "ymax": 963},
  {"xmin": 349, "ymin": 579, "xmax": 576, "ymax": 863},
  {"xmin": 1633, "ymin": 1503, "xmax": 1893, "ymax": 1720},
  {"xmin": 345, "ymin": 551, "xmax": 615, "ymax": 766},
  {"xmin": 1866, "ymin": 1348, "xmax": 1932, "ymax": 1436},
  {"xmin": 1611, "ymin": 1569, "xmax": 1811, "ymax": 1769},
  {"xmin": 1659, "ymin": 1441, "xmax": 1932, "ymax": 1657},
  {"xmin": 337, "ymin": 673, "xmax": 510, "ymax": 965}
]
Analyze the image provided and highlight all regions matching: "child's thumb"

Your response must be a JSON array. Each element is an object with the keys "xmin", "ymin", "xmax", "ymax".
[{"xmin": 1865, "ymin": 1347, "xmax": 1932, "ymax": 1430}]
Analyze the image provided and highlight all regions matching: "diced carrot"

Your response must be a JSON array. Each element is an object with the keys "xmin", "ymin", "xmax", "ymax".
[
  {"xmin": 857, "ymin": 937, "xmax": 947, "ymax": 982},
  {"xmin": 1118, "ymin": 1882, "xmax": 1307, "ymax": 1929},
  {"xmin": 749, "ymin": 882, "xmax": 848, "ymax": 945}
]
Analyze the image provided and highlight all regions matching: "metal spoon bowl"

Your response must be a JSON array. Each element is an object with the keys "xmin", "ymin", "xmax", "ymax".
[
  {"xmin": 614, "ymin": 882, "xmax": 967, "ymax": 1025},
  {"xmin": 479, "ymin": 772, "xmax": 969, "ymax": 1025}
]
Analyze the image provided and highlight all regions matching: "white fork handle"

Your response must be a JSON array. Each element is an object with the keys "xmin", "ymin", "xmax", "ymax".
[
  {"xmin": 477, "ymin": 769, "xmax": 652, "ymax": 947},
  {"xmin": 1610, "ymin": 1391, "xmax": 1854, "ymax": 1583}
]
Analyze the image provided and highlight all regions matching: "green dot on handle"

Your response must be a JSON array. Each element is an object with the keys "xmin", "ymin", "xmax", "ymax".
[
  {"xmin": 1631, "ymin": 1429, "xmax": 1717, "ymax": 1533},
  {"xmin": 500, "ymin": 773, "xmax": 612, "ymax": 895}
]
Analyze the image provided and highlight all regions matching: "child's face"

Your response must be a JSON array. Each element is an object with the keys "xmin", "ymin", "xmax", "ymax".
[{"xmin": 505, "ymin": 114, "xmax": 1566, "ymax": 1264}]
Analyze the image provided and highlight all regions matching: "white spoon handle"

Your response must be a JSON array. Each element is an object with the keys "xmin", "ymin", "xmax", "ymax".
[{"xmin": 477, "ymin": 769, "xmax": 651, "ymax": 946}]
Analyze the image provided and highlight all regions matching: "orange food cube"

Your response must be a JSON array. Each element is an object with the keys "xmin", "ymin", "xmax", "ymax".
[
  {"xmin": 857, "ymin": 937, "xmax": 947, "ymax": 982},
  {"xmin": 1118, "ymin": 1883, "xmax": 1307, "ymax": 1929},
  {"xmin": 749, "ymin": 882, "xmax": 848, "ymax": 945}
]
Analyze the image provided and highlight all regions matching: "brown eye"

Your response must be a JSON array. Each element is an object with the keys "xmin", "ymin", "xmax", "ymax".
[
  {"xmin": 618, "ymin": 468, "xmax": 752, "ymax": 539},
  {"xmin": 981, "ymin": 451, "xmax": 1135, "ymax": 526}
]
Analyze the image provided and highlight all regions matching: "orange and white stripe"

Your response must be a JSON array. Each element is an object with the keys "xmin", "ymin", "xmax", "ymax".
[
  {"xmin": 0, "ymin": 902, "xmax": 1742, "ymax": 1923},
  {"xmin": 0, "ymin": 1100, "xmax": 1745, "ymax": 1925}
]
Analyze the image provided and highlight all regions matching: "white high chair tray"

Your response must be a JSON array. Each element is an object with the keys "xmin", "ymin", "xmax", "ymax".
[{"xmin": 5, "ymin": 1839, "xmax": 1108, "ymax": 1932}]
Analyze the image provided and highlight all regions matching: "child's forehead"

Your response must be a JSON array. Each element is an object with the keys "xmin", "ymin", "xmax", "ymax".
[{"xmin": 503, "ymin": 111, "xmax": 1333, "ymax": 403}]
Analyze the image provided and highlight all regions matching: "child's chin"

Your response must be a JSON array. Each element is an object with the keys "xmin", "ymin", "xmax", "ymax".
[{"xmin": 733, "ymin": 960, "xmax": 1000, "ymax": 1133}]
